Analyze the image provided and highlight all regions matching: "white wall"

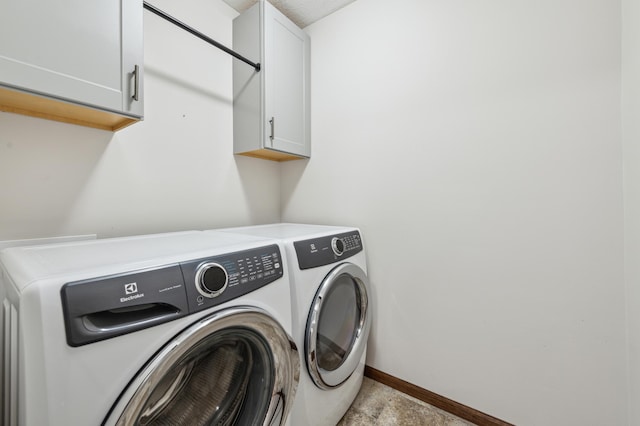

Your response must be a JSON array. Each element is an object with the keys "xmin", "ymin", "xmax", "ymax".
[
  {"xmin": 622, "ymin": 0, "xmax": 640, "ymax": 424},
  {"xmin": 0, "ymin": 0, "xmax": 280, "ymax": 240},
  {"xmin": 282, "ymin": 0, "xmax": 627, "ymax": 424}
]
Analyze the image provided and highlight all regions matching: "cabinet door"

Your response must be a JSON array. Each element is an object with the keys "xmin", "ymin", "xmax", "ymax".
[
  {"xmin": 0, "ymin": 0, "xmax": 143, "ymax": 117},
  {"xmin": 263, "ymin": 3, "xmax": 310, "ymax": 157}
]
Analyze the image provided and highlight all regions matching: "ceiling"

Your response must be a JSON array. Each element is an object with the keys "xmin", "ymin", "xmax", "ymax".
[{"xmin": 222, "ymin": 0, "xmax": 358, "ymax": 28}]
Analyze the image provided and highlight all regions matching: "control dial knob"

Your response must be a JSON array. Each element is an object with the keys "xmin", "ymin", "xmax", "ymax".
[
  {"xmin": 331, "ymin": 237, "xmax": 345, "ymax": 256},
  {"xmin": 195, "ymin": 262, "xmax": 228, "ymax": 298}
]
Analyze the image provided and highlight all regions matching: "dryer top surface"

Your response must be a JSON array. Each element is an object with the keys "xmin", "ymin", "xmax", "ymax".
[{"xmin": 218, "ymin": 223, "xmax": 357, "ymax": 241}]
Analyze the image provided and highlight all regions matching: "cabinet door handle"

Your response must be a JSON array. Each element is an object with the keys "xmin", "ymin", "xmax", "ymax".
[
  {"xmin": 269, "ymin": 117, "xmax": 275, "ymax": 142},
  {"xmin": 132, "ymin": 65, "xmax": 140, "ymax": 101}
]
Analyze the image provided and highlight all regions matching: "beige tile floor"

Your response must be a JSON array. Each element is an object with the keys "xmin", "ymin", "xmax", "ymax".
[{"xmin": 337, "ymin": 378, "xmax": 475, "ymax": 426}]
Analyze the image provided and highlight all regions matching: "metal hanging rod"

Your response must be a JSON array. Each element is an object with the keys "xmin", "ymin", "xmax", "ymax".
[{"xmin": 143, "ymin": 1, "xmax": 261, "ymax": 72}]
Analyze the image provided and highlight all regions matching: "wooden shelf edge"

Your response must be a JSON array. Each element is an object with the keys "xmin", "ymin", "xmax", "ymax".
[
  {"xmin": 0, "ymin": 86, "xmax": 139, "ymax": 132},
  {"xmin": 236, "ymin": 148, "xmax": 307, "ymax": 162}
]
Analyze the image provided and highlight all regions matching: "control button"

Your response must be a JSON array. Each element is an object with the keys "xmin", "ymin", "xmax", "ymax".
[
  {"xmin": 331, "ymin": 237, "xmax": 345, "ymax": 256},
  {"xmin": 195, "ymin": 262, "xmax": 228, "ymax": 298}
]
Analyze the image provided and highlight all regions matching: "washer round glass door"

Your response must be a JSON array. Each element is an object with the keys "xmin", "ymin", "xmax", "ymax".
[
  {"xmin": 306, "ymin": 262, "xmax": 371, "ymax": 389},
  {"xmin": 105, "ymin": 307, "xmax": 299, "ymax": 426}
]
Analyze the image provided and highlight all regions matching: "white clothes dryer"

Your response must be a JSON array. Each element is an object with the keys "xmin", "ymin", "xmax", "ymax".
[
  {"xmin": 0, "ymin": 231, "xmax": 299, "ymax": 426},
  {"xmin": 217, "ymin": 224, "xmax": 372, "ymax": 426}
]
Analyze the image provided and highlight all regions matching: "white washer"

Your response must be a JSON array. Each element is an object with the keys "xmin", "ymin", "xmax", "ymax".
[
  {"xmin": 0, "ymin": 231, "xmax": 299, "ymax": 426},
  {"xmin": 217, "ymin": 224, "xmax": 372, "ymax": 426}
]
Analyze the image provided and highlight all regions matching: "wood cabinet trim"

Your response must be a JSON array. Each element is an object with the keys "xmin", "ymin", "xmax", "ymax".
[
  {"xmin": 236, "ymin": 148, "xmax": 306, "ymax": 162},
  {"xmin": 0, "ymin": 86, "xmax": 137, "ymax": 131}
]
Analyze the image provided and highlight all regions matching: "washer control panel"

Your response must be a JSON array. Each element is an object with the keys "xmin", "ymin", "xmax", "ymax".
[
  {"xmin": 61, "ymin": 265, "xmax": 189, "ymax": 347},
  {"xmin": 181, "ymin": 244, "xmax": 284, "ymax": 313},
  {"xmin": 195, "ymin": 262, "xmax": 228, "ymax": 298},
  {"xmin": 294, "ymin": 231, "xmax": 362, "ymax": 270},
  {"xmin": 61, "ymin": 244, "xmax": 283, "ymax": 347}
]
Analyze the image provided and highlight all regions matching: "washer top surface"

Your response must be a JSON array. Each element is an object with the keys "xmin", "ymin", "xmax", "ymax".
[
  {"xmin": 0, "ymin": 231, "xmax": 275, "ymax": 292},
  {"xmin": 219, "ymin": 223, "xmax": 356, "ymax": 240}
]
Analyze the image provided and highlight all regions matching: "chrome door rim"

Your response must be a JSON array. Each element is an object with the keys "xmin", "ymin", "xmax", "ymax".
[
  {"xmin": 305, "ymin": 263, "xmax": 371, "ymax": 389},
  {"xmin": 106, "ymin": 306, "xmax": 299, "ymax": 426}
]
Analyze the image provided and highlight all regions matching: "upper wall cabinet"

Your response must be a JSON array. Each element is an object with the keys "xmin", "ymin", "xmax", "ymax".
[
  {"xmin": 0, "ymin": 0, "xmax": 143, "ymax": 131},
  {"xmin": 233, "ymin": 0, "xmax": 311, "ymax": 161}
]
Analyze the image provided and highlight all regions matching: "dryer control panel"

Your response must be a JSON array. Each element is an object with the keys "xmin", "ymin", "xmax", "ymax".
[
  {"xmin": 294, "ymin": 231, "xmax": 363, "ymax": 270},
  {"xmin": 61, "ymin": 244, "xmax": 283, "ymax": 347}
]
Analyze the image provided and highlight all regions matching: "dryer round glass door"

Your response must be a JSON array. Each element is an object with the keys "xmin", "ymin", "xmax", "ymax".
[
  {"xmin": 104, "ymin": 307, "xmax": 299, "ymax": 426},
  {"xmin": 305, "ymin": 262, "xmax": 371, "ymax": 389}
]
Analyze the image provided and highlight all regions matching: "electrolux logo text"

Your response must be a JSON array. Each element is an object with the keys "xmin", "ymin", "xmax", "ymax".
[{"xmin": 121, "ymin": 282, "xmax": 144, "ymax": 302}]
